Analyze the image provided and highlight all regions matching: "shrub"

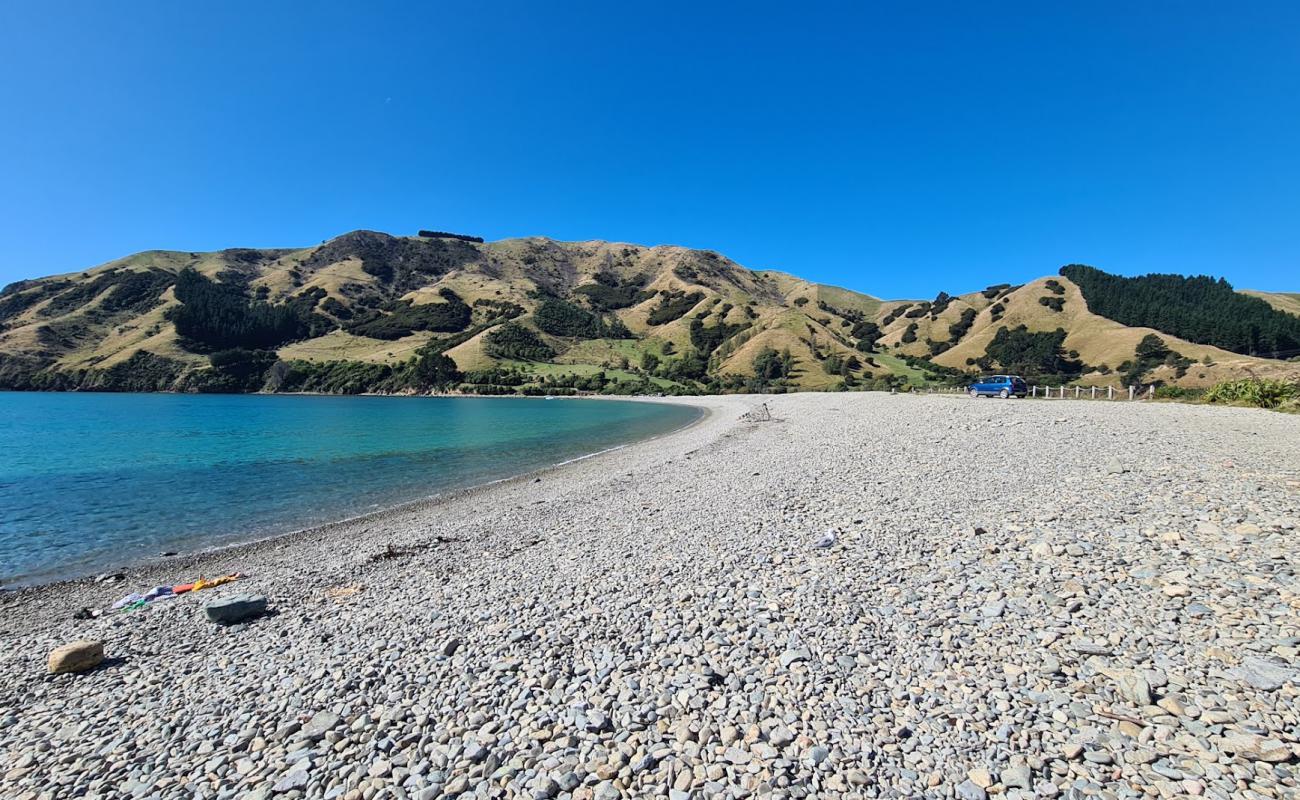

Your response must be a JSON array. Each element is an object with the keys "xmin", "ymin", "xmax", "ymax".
[
  {"xmin": 410, "ymin": 351, "xmax": 462, "ymax": 389},
  {"xmin": 1204, "ymin": 378, "xmax": 1298, "ymax": 409},
  {"xmin": 534, "ymin": 297, "xmax": 630, "ymax": 339},
  {"xmin": 984, "ymin": 325, "xmax": 1082, "ymax": 378},
  {"xmin": 689, "ymin": 318, "xmax": 748, "ymax": 356},
  {"xmin": 482, "ymin": 322, "xmax": 555, "ymax": 361},
  {"xmin": 573, "ymin": 274, "xmax": 652, "ymax": 310},
  {"xmin": 345, "ymin": 289, "xmax": 471, "ymax": 340},
  {"xmin": 947, "ymin": 308, "xmax": 977, "ymax": 341},
  {"xmin": 320, "ymin": 296, "xmax": 353, "ymax": 319},
  {"xmin": 646, "ymin": 291, "xmax": 704, "ymax": 325},
  {"xmin": 851, "ymin": 321, "xmax": 882, "ymax": 351},
  {"xmin": 753, "ymin": 347, "xmax": 795, "ymax": 383},
  {"xmin": 1038, "ymin": 296, "xmax": 1064, "ymax": 312}
]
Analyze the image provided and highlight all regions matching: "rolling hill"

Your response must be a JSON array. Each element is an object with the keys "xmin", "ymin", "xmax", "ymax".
[{"xmin": 0, "ymin": 230, "xmax": 1296, "ymax": 394}]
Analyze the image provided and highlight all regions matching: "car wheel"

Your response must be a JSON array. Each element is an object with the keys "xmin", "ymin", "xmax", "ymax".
[
  {"xmin": 969, "ymin": 388, "xmax": 979, "ymax": 398},
  {"xmin": 999, "ymin": 389, "xmax": 1009, "ymax": 399}
]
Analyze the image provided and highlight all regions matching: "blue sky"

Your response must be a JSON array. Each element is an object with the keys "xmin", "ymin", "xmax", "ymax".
[{"xmin": 1, "ymin": 2, "xmax": 1297, "ymax": 298}]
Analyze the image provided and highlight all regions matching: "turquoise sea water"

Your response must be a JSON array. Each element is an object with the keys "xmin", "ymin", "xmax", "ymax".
[{"xmin": 0, "ymin": 393, "xmax": 699, "ymax": 586}]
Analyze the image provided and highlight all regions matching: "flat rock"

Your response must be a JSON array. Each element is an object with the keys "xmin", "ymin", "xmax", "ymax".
[
  {"xmin": 204, "ymin": 594, "xmax": 268, "ymax": 625},
  {"xmin": 1231, "ymin": 656, "xmax": 1297, "ymax": 691},
  {"xmin": 1218, "ymin": 733, "xmax": 1293, "ymax": 762},
  {"xmin": 302, "ymin": 710, "xmax": 340, "ymax": 739}
]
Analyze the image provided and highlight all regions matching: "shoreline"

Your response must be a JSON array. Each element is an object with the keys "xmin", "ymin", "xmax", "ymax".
[
  {"xmin": 0, "ymin": 393, "xmax": 708, "ymax": 592},
  {"xmin": 0, "ymin": 394, "xmax": 737, "ymax": 616}
]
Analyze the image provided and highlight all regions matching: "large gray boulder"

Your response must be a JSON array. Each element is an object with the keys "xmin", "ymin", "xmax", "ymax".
[{"xmin": 204, "ymin": 594, "xmax": 268, "ymax": 625}]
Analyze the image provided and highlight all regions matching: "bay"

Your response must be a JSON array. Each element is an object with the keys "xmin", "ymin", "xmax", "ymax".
[{"xmin": 0, "ymin": 392, "xmax": 698, "ymax": 585}]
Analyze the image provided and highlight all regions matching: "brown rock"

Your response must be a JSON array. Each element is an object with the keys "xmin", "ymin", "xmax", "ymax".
[{"xmin": 47, "ymin": 640, "xmax": 104, "ymax": 674}]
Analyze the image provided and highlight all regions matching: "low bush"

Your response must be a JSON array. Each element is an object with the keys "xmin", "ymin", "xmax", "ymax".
[
  {"xmin": 1204, "ymin": 378, "xmax": 1298, "ymax": 409},
  {"xmin": 482, "ymin": 322, "xmax": 555, "ymax": 361},
  {"xmin": 646, "ymin": 291, "xmax": 705, "ymax": 325}
]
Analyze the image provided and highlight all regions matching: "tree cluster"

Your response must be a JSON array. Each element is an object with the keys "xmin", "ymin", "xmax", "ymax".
[
  {"xmin": 982, "ymin": 325, "xmax": 1083, "ymax": 377},
  {"xmin": 482, "ymin": 322, "xmax": 555, "ymax": 361},
  {"xmin": 534, "ymin": 298, "xmax": 631, "ymax": 339},
  {"xmin": 168, "ymin": 268, "xmax": 323, "ymax": 352},
  {"xmin": 345, "ymin": 290, "xmax": 471, "ymax": 340},
  {"xmin": 646, "ymin": 291, "xmax": 705, "ymax": 325},
  {"xmin": 1061, "ymin": 264, "xmax": 1300, "ymax": 357}
]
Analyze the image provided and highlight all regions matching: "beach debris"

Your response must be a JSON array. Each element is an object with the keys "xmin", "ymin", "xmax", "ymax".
[
  {"xmin": 111, "ymin": 593, "xmax": 146, "ymax": 612},
  {"xmin": 205, "ymin": 593, "xmax": 269, "ymax": 625},
  {"xmin": 176, "ymin": 573, "xmax": 240, "ymax": 594},
  {"xmin": 371, "ymin": 543, "xmax": 429, "ymax": 562},
  {"xmin": 159, "ymin": 551, "xmax": 178, "ymax": 557},
  {"xmin": 48, "ymin": 640, "xmax": 104, "ymax": 674},
  {"xmin": 105, "ymin": 573, "xmax": 241, "ymax": 615},
  {"xmin": 72, "ymin": 607, "xmax": 100, "ymax": 621},
  {"xmin": 94, "ymin": 572, "xmax": 124, "ymax": 584},
  {"xmin": 325, "ymin": 585, "xmax": 364, "ymax": 603},
  {"xmin": 813, "ymin": 529, "xmax": 838, "ymax": 548}
]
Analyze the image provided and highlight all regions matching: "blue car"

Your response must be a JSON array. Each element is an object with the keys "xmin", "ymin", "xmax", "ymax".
[{"xmin": 968, "ymin": 374, "xmax": 1028, "ymax": 398}]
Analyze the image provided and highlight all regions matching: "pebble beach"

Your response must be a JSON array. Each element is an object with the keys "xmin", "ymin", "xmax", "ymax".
[{"xmin": 1, "ymin": 392, "xmax": 1298, "ymax": 800}]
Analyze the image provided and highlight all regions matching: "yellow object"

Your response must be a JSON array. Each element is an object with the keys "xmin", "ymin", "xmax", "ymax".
[{"xmin": 191, "ymin": 573, "xmax": 240, "ymax": 592}]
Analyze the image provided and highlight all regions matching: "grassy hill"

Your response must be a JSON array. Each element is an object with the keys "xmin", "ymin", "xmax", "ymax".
[{"xmin": 0, "ymin": 230, "xmax": 1296, "ymax": 394}]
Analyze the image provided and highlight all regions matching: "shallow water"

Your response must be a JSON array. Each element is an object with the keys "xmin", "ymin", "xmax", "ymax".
[{"xmin": 0, "ymin": 393, "xmax": 698, "ymax": 585}]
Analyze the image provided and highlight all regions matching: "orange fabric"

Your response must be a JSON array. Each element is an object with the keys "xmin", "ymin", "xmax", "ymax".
[{"xmin": 174, "ymin": 573, "xmax": 239, "ymax": 594}]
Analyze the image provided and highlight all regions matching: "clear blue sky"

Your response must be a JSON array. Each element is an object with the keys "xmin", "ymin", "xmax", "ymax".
[{"xmin": 1, "ymin": 2, "xmax": 1297, "ymax": 298}]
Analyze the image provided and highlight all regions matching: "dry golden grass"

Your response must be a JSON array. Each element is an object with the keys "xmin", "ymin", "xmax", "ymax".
[
  {"xmin": 277, "ymin": 330, "xmax": 434, "ymax": 364},
  {"xmin": 930, "ymin": 276, "xmax": 1298, "ymax": 387},
  {"xmin": 1242, "ymin": 290, "xmax": 1300, "ymax": 318}
]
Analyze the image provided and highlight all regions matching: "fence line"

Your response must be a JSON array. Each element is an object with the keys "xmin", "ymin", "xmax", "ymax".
[{"xmin": 919, "ymin": 384, "xmax": 1156, "ymax": 400}]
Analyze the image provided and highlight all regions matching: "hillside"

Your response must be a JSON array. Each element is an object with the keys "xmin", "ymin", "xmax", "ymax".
[{"xmin": 0, "ymin": 230, "xmax": 1296, "ymax": 394}]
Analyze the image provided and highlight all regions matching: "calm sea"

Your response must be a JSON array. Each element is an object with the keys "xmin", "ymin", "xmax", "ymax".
[{"xmin": 0, "ymin": 393, "xmax": 698, "ymax": 586}]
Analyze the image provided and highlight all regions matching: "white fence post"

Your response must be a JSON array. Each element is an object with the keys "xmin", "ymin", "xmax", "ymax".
[
  {"xmin": 1032, "ymin": 386, "xmax": 1037, "ymax": 398},
  {"xmin": 1147, "ymin": 385, "xmax": 1154, "ymax": 399},
  {"xmin": 1108, "ymin": 386, "xmax": 1114, "ymax": 400},
  {"xmin": 1128, "ymin": 386, "xmax": 1135, "ymax": 401},
  {"xmin": 1091, "ymin": 386, "xmax": 1096, "ymax": 400},
  {"xmin": 1075, "ymin": 386, "xmax": 1080, "ymax": 399}
]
